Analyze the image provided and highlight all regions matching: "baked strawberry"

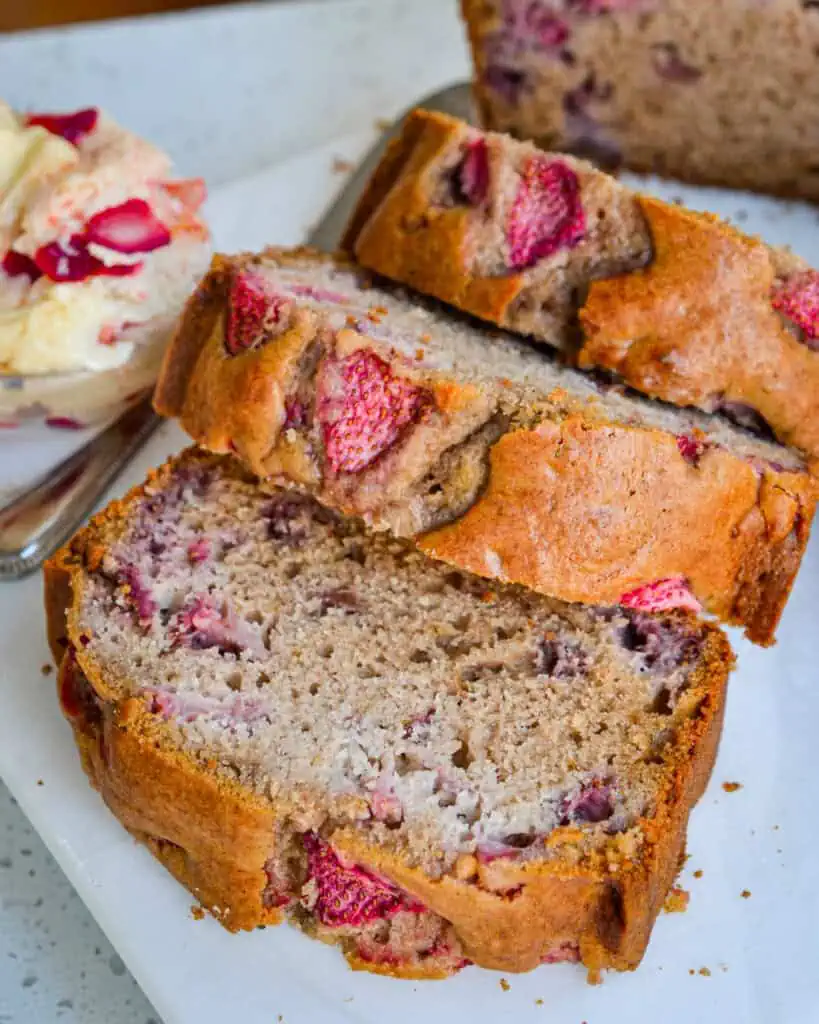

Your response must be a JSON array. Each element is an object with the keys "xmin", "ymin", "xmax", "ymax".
[
  {"xmin": 772, "ymin": 271, "xmax": 819, "ymax": 349},
  {"xmin": 507, "ymin": 157, "xmax": 585, "ymax": 270},
  {"xmin": 303, "ymin": 833, "xmax": 424, "ymax": 928},
  {"xmin": 316, "ymin": 349, "xmax": 430, "ymax": 474},
  {"xmin": 620, "ymin": 576, "xmax": 702, "ymax": 614},
  {"xmin": 456, "ymin": 138, "xmax": 490, "ymax": 206},
  {"xmin": 225, "ymin": 270, "xmax": 289, "ymax": 355}
]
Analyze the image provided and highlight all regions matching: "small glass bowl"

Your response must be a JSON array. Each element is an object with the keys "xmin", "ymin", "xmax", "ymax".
[{"xmin": 0, "ymin": 318, "xmax": 171, "ymax": 434}]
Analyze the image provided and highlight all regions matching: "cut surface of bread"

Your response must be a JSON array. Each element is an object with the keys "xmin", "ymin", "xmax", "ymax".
[
  {"xmin": 460, "ymin": 0, "xmax": 819, "ymax": 202},
  {"xmin": 343, "ymin": 109, "xmax": 819, "ymax": 460},
  {"xmin": 46, "ymin": 449, "xmax": 733, "ymax": 978},
  {"xmin": 154, "ymin": 247, "xmax": 816, "ymax": 645}
]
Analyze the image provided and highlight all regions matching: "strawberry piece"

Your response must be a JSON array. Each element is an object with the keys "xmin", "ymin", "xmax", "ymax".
[
  {"xmin": 33, "ymin": 236, "xmax": 142, "ymax": 283},
  {"xmin": 160, "ymin": 178, "xmax": 207, "ymax": 212},
  {"xmin": 225, "ymin": 270, "xmax": 289, "ymax": 355},
  {"xmin": 457, "ymin": 139, "xmax": 490, "ymax": 206},
  {"xmin": 619, "ymin": 576, "xmax": 702, "ymax": 614},
  {"xmin": 186, "ymin": 538, "xmax": 211, "ymax": 564},
  {"xmin": 560, "ymin": 779, "xmax": 613, "ymax": 824},
  {"xmin": 772, "ymin": 271, "xmax": 819, "ymax": 349},
  {"xmin": 2, "ymin": 250, "xmax": 42, "ymax": 282},
  {"xmin": 303, "ymin": 833, "xmax": 424, "ymax": 928},
  {"xmin": 117, "ymin": 564, "xmax": 157, "ymax": 628},
  {"xmin": 26, "ymin": 107, "xmax": 99, "ymax": 146},
  {"xmin": 84, "ymin": 199, "xmax": 171, "ymax": 255},
  {"xmin": 45, "ymin": 416, "xmax": 85, "ymax": 430},
  {"xmin": 317, "ymin": 349, "xmax": 430, "ymax": 475},
  {"xmin": 676, "ymin": 434, "xmax": 710, "ymax": 466},
  {"xmin": 506, "ymin": 157, "xmax": 585, "ymax": 270}
]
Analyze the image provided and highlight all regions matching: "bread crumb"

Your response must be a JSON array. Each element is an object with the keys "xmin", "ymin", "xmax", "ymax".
[
  {"xmin": 41, "ymin": 664, "xmax": 53, "ymax": 676},
  {"xmin": 689, "ymin": 968, "xmax": 695, "ymax": 975},
  {"xmin": 534, "ymin": 998, "xmax": 543, "ymax": 1006},
  {"xmin": 36, "ymin": 780, "xmax": 44, "ymax": 787},
  {"xmin": 191, "ymin": 905, "xmax": 205, "ymax": 921},
  {"xmin": 693, "ymin": 869, "xmax": 703, "ymax": 878},
  {"xmin": 499, "ymin": 978, "xmax": 510, "ymax": 991},
  {"xmin": 698, "ymin": 967, "xmax": 711, "ymax": 977},
  {"xmin": 663, "ymin": 886, "xmax": 689, "ymax": 913},
  {"xmin": 375, "ymin": 117, "xmax": 392, "ymax": 132},
  {"xmin": 332, "ymin": 157, "xmax": 354, "ymax": 174},
  {"xmin": 741, "ymin": 889, "xmax": 752, "ymax": 899},
  {"xmin": 722, "ymin": 781, "xmax": 742, "ymax": 793},
  {"xmin": 772, "ymin": 824, "xmax": 780, "ymax": 831}
]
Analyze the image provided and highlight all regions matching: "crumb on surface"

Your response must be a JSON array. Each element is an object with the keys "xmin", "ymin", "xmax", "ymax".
[
  {"xmin": 534, "ymin": 998, "xmax": 543, "ymax": 1006},
  {"xmin": 36, "ymin": 779, "xmax": 43, "ymax": 787},
  {"xmin": 693, "ymin": 869, "xmax": 703, "ymax": 878},
  {"xmin": 699, "ymin": 967, "xmax": 711, "ymax": 977},
  {"xmin": 375, "ymin": 117, "xmax": 391, "ymax": 132},
  {"xmin": 741, "ymin": 889, "xmax": 752, "ymax": 899},
  {"xmin": 689, "ymin": 968, "xmax": 695, "ymax": 975},
  {"xmin": 499, "ymin": 978, "xmax": 510, "ymax": 992},
  {"xmin": 663, "ymin": 886, "xmax": 690, "ymax": 913},
  {"xmin": 41, "ymin": 663, "xmax": 53, "ymax": 675},
  {"xmin": 332, "ymin": 156, "xmax": 354, "ymax": 174},
  {"xmin": 190, "ymin": 905, "xmax": 205, "ymax": 921},
  {"xmin": 722, "ymin": 781, "xmax": 742, "ymax": 793}
]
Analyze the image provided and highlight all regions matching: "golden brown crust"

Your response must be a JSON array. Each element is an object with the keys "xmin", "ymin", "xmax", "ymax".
[
  {"xmin": 43, "ymin": 453, "xmax": 734, "ymax": 977},
  {"xmin": 579, "ymin": 199, "xmax": 819, "ymax": 459},
  {"xmin": 343, "ymin": 110, "xmax": 525, "ymax": 323},
  {"xmin": 153, "ymin": 250, "xmax": 816, "ymax": 644},
  {"xmin": 344, "ymin": 108, "xmax": 819, "ymax": 460},
  {"xmin": 419, "ymin": 419, "xmax": 817, "ymax": 646}
]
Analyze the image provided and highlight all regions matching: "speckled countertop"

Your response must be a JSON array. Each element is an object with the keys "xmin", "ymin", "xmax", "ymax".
[{"xmin": 0, "ymin": 3, "xmax": 468, "ymax": 1021}]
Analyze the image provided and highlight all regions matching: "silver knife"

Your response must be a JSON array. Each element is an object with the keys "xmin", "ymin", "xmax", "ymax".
[{"xmin": 0, "ymin": 82, "xmax": 474, "ymax": 580}]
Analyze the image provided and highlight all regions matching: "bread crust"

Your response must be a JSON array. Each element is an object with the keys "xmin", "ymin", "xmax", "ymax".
[
  {"xmin": 344, "ymin": 109, "xmax": 819, "ymax": 461},
  {"xmin": 44, "ymin": 452, "xmax": 734, "ymax": 977},
  {"xmin": 154, "ymin": 249, "xmax": 816, "ymax": 645}
]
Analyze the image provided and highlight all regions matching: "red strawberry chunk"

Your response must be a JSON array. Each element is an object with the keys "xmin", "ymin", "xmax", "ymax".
[
  {"xmin": 317, "ymin": 349, "xmax": 430, "ymax": 475},
  {"xmin": 457, "ymin": 138, "xmax": 490, "ymax": 206},
  {"xmin": 226, "ymin": 270, "xmax": 289, "ymax": 355},
  {"xmin": 34, "ymin": 235, "xmax": 142, "ymax": 283},
  {"xmin": 303, "ymin": 833, "xmax": 424, "ymax": 928},
  {"xmin": 676, "ymin": 434, "xmax": 711, "ymax": 466},
  {"xmin": 506, "ymin": 157, "xmax": 585, "ymax": 271},
  {"xmin": 620, "ymin": 576, "xmax": 702, "ymax": 614},
  {"xmin": 2, "ymin": 250, "xmax": 42, "ymax": 282},
  {"xmin": 772, "ymin": 271, "xmax": 819, "ymax": 349},
  {"xmin": 84, "ymin": 199, "xmax": 171, "ymax": 255},
  {"xmin": 26, "ymin": 107, "xmax": 99, "ymax": 146}
]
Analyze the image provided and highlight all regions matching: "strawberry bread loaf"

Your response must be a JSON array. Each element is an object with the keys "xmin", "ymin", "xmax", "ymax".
[
  {"xmin": 343, "ymin": 110, "xmax": 819, "ymax": 460},
  {"xmin": 460, "ymin": 0, "xmax": 819, "ymax": 201},
  {"xmin": 154, "ymin": 247, "xmax": 816, "ymax": 645},
  {"xmin": 45, "ymin": 449, "xmax": 733, "ymax": 978}
]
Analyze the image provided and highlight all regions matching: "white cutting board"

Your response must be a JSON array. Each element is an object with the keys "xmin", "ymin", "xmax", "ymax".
[{"xmin": 0, "ymin": 133, "xmax": 818, "ymax": 1024}]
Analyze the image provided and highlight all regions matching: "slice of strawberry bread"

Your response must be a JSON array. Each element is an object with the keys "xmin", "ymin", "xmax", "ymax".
[
  {"xmin": 154, "ymin": 247, "xmax": 816, "ymax": 645},
  {"xmin": 343, "ymin": 109, "xmax": 819, "ymax": 461},
  {"xmin": 45, "ymin": 449, "xmax": 733, "ymax": 978},
  {"xmin": 460, "ymin": 0, "xmax": 819, "ymax": 201}
]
